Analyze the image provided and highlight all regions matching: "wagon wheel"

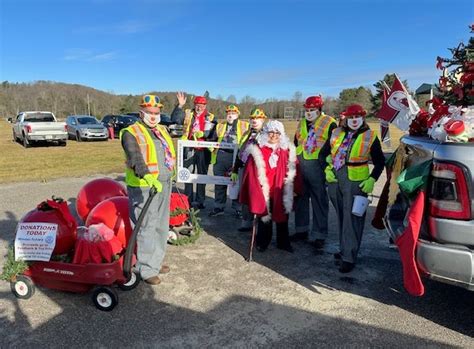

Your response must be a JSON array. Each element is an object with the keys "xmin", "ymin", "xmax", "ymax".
[
  {"xmin": 118, "ymin": 271, "xmax": 140, "ymax": 291},
  {"xmin": 91, "ymin": 286, "xmax": 118, "ymax": 311},
  {"xmin": 10, "ymin": 275, "xmax": 35, "ymax": 299}
]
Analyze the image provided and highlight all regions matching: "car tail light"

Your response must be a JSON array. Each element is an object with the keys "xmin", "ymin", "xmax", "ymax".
[
  {"xmin": 64, "ymin": 124, "xmax": 68, "ymax": 132},
  {"xmin": 429, "ymin": 162, "xmax": 471, "ymax": 220},
  {"xmin": 25, "ymin": 125, "xmax": 32, "ymax": 133}
]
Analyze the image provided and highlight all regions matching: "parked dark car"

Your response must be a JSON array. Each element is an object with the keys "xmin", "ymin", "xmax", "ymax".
[
  {"xmin": 111, "ymin": 112, "xmax": 183, "ymax": 138},
  {"xmin": 102, "ymin": 114, "xmax": 139, "ymax": 138}
]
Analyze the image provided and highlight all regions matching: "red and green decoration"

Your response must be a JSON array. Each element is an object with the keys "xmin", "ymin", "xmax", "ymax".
[{"xmin": 435, "ymin": 24, "xmax": 474, "ymax": 106}]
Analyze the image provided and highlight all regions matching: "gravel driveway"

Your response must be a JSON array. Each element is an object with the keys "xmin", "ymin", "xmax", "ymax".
[{"xmin": 0, "ymin": 174, "xmax": 473, "ymax": 348}]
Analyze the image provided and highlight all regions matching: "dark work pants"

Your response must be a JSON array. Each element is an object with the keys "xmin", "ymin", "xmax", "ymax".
[
  {"xmin": 328, "ymin": 166, "xmax": 367, "ymax": 264},
  {"xmin": 213, "ymin": 150, "xmax": 238, "ymax": 210},
  {"xmin": 256, "ymin": 218, "xmax": 290, "ymax": 249},
  {"xmin": 294, "ymin": 156, "xmax": 329, "ymax": 240},
  {"xmin": 184, "ymin": 149, "xmax": 211, "ymax": 205}
]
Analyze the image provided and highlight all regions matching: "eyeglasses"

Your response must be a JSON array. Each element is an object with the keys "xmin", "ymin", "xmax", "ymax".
[
  {"xmin": 267, "ymin": 131, "xmax": 281, "ymax": 136},
  {"xmin": 143, "ymin": 95, "xmax": 160, "ymax": 104}
]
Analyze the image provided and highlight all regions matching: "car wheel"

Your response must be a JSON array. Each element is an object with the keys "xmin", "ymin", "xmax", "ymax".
[
  {"xmin": 22, "ymin": 134, "xmax": 30, "ymax": 148},
  {"xmin": 76, "ymin": 131, "xmax": 82, "ymax": 142},
  {"xmin": 92, "ymin": 286, "xmax": 118, "ymax": 311},
  {"xmin": 59, "ymin": 140, "xmax": 67, "ymax": 147}
]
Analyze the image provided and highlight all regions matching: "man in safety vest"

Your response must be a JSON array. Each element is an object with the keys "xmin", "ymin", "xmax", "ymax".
[
  {"xmin": 120, "ymin": 94, "xmax": 177, "ymax": 285},
  {"xmin": 173, "ymin": 95, "xmax": 217, "ymax": 209},
  {"xmin": 319, "ymin": 104, "xmax": 385, "ymax": 273},
  {"xmin": 291, "ymin": 95, "xmax": 336, "ymax": 250},
  {"xmin": 231, "ymin": 108, "xmax": 267, "ymax": 231},
  {"xmin": 209, "ymin": 104, "xmax": 249, "ymax": 217}
]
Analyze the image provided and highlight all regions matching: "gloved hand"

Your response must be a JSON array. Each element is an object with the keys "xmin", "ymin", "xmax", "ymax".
[
  {"xmin": 143, "ymin": 174, "xmax": 163, "ymax": 193},
  {"xmin": 193, "ymin": 131, "xmax": 204, "ymax": 140},
  {"xmin": 325, "ymin": 167, "xmax": 337, "ymax": 183},
  {"xmin": 230, "ymin": 173, "xmax": 238, "ymax": 182},
  {"xmin": 359, "ymin": 177, "xmax": 376, "ymax": 194}
]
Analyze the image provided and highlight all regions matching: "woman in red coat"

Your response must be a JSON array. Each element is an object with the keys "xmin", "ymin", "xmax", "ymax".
[{"xmin": 239, "ymin": 120, "xmax": 301, "ymax": 253}]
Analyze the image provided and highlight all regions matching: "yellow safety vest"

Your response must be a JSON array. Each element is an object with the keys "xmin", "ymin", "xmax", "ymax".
[
  {"xmin": 181, "ymin": 109, "xmax": 215, "ymax": 140},
  {"xmin": 295, "ymin": 113, "xmax": 336, "ymax": 160},
  {"xmin": 330, "ymin": 127, "xmax": 377, "ymax": 181},
  {"xmin": 120, "ymin": 122, "xmax": 176, "ymax": 187},
  {"xmin": 210, "ymin": 120, "xmax": 249, "ymax": 164}
]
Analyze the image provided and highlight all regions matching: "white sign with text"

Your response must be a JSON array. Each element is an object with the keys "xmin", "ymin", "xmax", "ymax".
[
  {"xmin": 15, "ymin": 222, "xmax": 57, "ymax": 261},
  {"xmin": 177, "ymin": 140, "xmax": 238, "ymax": 185}
]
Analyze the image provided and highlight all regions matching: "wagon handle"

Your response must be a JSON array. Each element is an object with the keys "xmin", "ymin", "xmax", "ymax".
[{"xmin": 123, "ymin": 187, "xmax": 157, "ymax": 281}]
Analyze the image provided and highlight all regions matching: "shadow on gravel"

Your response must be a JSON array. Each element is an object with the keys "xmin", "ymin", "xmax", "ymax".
[
  {"xmin": 0, "ymin": 286, "xmax": 456, "ymax": 348},
  {"xmin": 204, "ymin": 202, "xmax": 474, "ymax": 339}
]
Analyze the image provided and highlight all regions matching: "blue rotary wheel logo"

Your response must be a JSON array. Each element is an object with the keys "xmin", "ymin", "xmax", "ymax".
[
  {"xmin": 178, "ymin": 168, "xmax": 191, "ymax": 181},
  {"xmin": 45, "ymin": 236, "xmax": 54, "ymax": 244}
]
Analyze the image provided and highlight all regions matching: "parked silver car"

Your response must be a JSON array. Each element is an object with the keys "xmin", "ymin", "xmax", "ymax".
[{"xmin": 66, "ymin": 115, "xmax": 108, "ymax": 141}]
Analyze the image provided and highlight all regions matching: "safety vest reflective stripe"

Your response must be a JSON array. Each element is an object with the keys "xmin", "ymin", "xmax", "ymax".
[
  {"xmin": 121, "ymin": 123, "xmax": 176, "ymax": 187},
  {"xmin": 181, "ymin": 110, "xmax": 215, "ymax": 140},
  {"xmin": 130, "ymin": 124, "xmax": 158, "ymax": 175},
  {"xmin": 349, "ymin": 130, "xmax": 376, "ymax": 163},
  {"xmin": 330, "ymin": 128, "xmax": 376, "ymax": 181},
  {"xmin": 296, "ymin": 114, "xmax": 335, "ymax": 159},
  {"xmin": 211, "ymin": 120, "xmax": 249, "ymax": 164}
]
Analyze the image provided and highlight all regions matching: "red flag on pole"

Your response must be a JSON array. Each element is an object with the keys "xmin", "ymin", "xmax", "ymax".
[
  {"xmin": 377, "ymin": 75, "xmax": 420, "ymax": 131},
  {"xmin": 379, "ymin": 86, "xmax": 391, "ymax": 146}
]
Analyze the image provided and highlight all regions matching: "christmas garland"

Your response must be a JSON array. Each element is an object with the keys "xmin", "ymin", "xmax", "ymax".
[
  {"xmin": 169, "ymin": 208, "xmax": 203, "ymax": 246},
  {"xmin": 0, "ymin": 247, "xmax": 28, "ymax": 282}
]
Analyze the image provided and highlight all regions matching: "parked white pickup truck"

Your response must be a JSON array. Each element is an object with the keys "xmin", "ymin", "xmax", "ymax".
[{"xmin": 11, "ymin": 111, "xmax": 68, "ymax": 148}]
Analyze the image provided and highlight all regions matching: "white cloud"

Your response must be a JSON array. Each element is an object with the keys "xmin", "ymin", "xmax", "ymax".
[
  {"xmin": 64, "ymin": 49, "xmax": 92, "ymax": 61},
  {"xmin": 87, "ymin": 51, "xmax": 118, "ymax": 62},
  {"xmin": 64, "ymin": 49, "xmax": 118, "ymax": 62},
  {"xmin": 74, "ymin": 20, "xmax": 154, "ymax": 35}
]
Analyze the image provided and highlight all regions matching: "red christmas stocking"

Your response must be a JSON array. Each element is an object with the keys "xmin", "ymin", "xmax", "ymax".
[{"xmin": 395, "ymin": 190, "xmax": 425, "ymax": 296}]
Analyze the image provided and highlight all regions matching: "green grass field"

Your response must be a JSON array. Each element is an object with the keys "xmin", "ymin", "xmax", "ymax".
[{"xmin": 0, "ymin": 119, "xmax": 404, "ymax": 184}]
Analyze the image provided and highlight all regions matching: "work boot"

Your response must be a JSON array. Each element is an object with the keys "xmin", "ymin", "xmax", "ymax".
[
  {"xmin": 312, "ymin": 239, "xmax": 325, "ymax": 249},
  {"xmin": 159, "ymin": 265, "xmax": 170, "ymax": 274},
  {"xmin": 289, "ymin": 232, "xmax": 308, "ymax": 242},
  {"xmin": 338, "ymin": 261, "xmax": 355, "ymax": 273},
  {"xmin": 277, "ymin": 244, "xmax": 294, "ymax": 253},
  {"xmin": 144, "ymin": 276, "xmax": 161, "ymax": 285},
  {"xmin": 333, "ymin": 252, "xmax": 342, "ymax": 265},
  {"xmin": 208, "ymin": 208, "xmax": 224, "ymax": 217},
  {"xmin": 192, "ymin": 202, "xmax": 205, "ymax": 210}
]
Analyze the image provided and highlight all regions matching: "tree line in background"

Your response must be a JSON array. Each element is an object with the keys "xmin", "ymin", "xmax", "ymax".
[{"xmin": 0, "ymin": 74, "xmax": 426, "ymax": 120}]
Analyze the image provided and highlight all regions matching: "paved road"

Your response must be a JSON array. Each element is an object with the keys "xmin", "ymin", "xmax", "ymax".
[{"xmin": 0, "ymin": 174, "xmax": 473, "ymax": 348}]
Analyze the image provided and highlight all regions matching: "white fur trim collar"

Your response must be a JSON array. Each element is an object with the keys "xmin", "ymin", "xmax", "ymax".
[{"xmin": 247, "ymin": 143, "xmax": 297, "ymax": 222}]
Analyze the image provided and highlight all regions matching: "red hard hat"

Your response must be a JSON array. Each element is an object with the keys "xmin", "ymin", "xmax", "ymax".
[
  {"xmin": 341, "ymin": 104, "xmax": 367, "ymax": 117},
  {"xmin": 304, "ymin": 95, "xmax": 324, "ymax": 109},
  {"xmin": 193, "ymin": 96, "xmax": 207, "ymax": 105}
]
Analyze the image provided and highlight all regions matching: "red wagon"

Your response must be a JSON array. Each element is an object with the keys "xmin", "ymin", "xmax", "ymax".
[{"xmin": 10, "ymin": 188, "xmax": 157, "ymax": 311}]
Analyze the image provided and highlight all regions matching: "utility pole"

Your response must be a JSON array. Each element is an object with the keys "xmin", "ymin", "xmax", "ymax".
[{"xmin": 87, "ymin": 94, "xmax": 91, "ymax": 115}]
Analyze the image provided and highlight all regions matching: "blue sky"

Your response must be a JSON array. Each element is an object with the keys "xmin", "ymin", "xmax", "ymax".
[{"xmin": 0, "ymin": 0, "xmax": 472, "ymax": 101}]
